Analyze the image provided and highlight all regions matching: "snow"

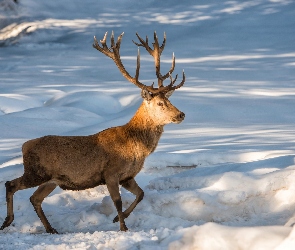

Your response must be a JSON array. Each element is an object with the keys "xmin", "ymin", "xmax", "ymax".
[{"xmin": 1, "ymin": 0, "xmax": 295, "ymax": 249}]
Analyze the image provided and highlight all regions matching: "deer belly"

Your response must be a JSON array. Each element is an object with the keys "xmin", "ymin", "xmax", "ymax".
[{"xmin": 56, "ymin": 171, "xmax": 105, "ymax": 191}]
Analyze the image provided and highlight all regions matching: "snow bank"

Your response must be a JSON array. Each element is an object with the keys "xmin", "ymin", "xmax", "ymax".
[{"xmin": 169, "ymin": 223, "xmax": 294, "ymax": 250}]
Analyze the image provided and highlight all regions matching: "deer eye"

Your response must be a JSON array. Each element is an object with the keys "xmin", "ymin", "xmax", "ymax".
[{"xmin": 157, "ymin": 102, "xmax": 164, "ymax": 107}]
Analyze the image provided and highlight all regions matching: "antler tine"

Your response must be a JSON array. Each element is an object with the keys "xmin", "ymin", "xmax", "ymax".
[
  {"xmin": 152, "ymin": 31, "xmax": 166, "ymax": 54},
  {"xmin": 133, "ymin": 33, "xmax": 153, "ymax": 56},
  {"xmin": 153, "ymin": 31, "xmax": 159, "ymax": 50},
  {"xmin": 132, "ymin": 33, "xmax": 143, "ymax": 47},
  {"xmin": 149, "ymin": 31, "xmax": 162, "ymax": 88},
  {"xmin": 172, "ymin": 70, "xmax": 185, "ymax": 90},
  {"xmin": 115, "ymin": 32, "xmax": 124, "ymax": 51},
  {"xmin": 110, "ymin": 30, "xmax": 115, "ymax": 49},
  {"xmin": 135, "ymin": 47, "xmax": 140, "ymax": 81},
  {"xmin": 132, "ymin": 40, "xmax": 141, "ymax": 47},
  {"xmin": 93, "ymin": 36, "xmax": 99, "ymax": 47},
  {"xmin": 161, "ymin": 52, "xmax": 176, "ymax": 80},
  {"xmin": 168, "ymin": 73, "xmax": 178, "ymax": 87},
  {"xmin": 100, "ymin": 32, "xmax": 108, "ymax": 47},
  {"xmin": 159, "ymin": 32, "xmax": 166, "ymax": 53}
]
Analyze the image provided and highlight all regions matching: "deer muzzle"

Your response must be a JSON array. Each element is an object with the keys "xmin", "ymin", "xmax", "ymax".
[{"xmin": 172, "ymin": 111, "xmax": 185, "ymax": 124}]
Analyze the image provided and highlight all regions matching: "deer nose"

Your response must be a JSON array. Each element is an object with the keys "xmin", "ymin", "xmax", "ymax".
[{"xmin": 177, "ymin": 112, "xmax": 185, "ymax": 120}]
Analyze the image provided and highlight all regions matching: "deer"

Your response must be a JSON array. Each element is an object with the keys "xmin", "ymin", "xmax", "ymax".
[{"xmin": 0, "ymin": 31, "xmax": 185, "ymax": 234}]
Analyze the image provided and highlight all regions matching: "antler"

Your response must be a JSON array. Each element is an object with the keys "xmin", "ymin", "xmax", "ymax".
[
  {"xmin": 93, "ymin": 31, "xmax": 185, "ymax": 94},
  {"xmin": 133, "ymin": 32, "xmax": 171, "ymax": 88}
]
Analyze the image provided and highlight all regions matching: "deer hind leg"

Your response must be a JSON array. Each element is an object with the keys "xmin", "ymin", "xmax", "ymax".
[
  {"xmin": 106, "ymin": 178, "xmax": 128, "ymax": 231},
  {"xmin": 0, "ymin": 176, "xmax": 32, "ymax": 230},
  {"xmin": 113, "ymin": 178, "xmax": 144, "ymax": 224},
  {"xmin": 30, "ymin": 182, "xmax": 57, "ymax": 234}
]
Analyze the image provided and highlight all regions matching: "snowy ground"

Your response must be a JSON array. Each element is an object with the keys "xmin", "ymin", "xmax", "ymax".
[{"xmin": 1, "ymin": 0, "xmax": 295, "ymax": 249}]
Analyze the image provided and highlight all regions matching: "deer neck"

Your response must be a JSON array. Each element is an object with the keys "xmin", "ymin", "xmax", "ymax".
[
  {"xmin": 127, "ymin": 102, "xmax": 163, "ymax": 133},
  {"xmin": 125, "ymin": 102, "xmax": 164, "ymax": 155}
]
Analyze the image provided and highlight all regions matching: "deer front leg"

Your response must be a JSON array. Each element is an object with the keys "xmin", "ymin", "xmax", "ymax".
[
  {"xmin": 113, "ymin": 178, "xmax": 144, "ymax": 223},
  {"xmin": 106, "ymin": 178, "xmax": 128, "ymax": 231}
]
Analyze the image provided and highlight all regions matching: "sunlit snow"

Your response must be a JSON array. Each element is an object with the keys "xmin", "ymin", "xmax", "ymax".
[{"xmin": 1, "ymin": 0, "xmax": 295, "ymax": 249}]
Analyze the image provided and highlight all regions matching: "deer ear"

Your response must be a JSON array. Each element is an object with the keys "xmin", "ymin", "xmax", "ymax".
[
  {"xmin": 141, "ymin": 89, "xmax": 153, "ymax": 101},
  {"xmin": 165, "ymin": 90, "xmax": 174, "ymax": 99}
]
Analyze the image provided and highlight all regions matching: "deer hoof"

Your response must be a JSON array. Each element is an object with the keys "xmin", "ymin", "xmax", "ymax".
[
  {"xmin": 0, "ymin": 215, "xmax": 14, "ymax": 230},
  {"xmin": 46, "ymin": 227, "xmax": 58, "ymax": 234},
  {"xmin": 113, "ymin": 215, "xmax": 119, "ymax": 223},
  {"xmin": 120, "ymin": 224, "xmax": 128, "ymax": 232},
  {"xmin": 113, "ymin": 212, "xmax": 127, "ymax": 223}
]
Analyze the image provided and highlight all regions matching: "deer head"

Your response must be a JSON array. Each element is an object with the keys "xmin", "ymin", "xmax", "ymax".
[{"xmin": 93, "ymin": 31, "xmax": 185, "ymax": 125}]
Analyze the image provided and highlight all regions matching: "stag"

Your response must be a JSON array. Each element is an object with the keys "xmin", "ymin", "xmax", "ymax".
[{"xmin": 0, "ymin": 31, "xmax": 185, "ymax": 234}]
